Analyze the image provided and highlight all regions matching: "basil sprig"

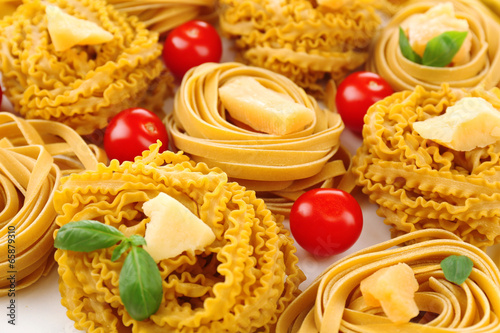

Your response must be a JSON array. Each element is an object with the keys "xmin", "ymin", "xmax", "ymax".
[
  {"xmin": 399, "ymin": 27, "xmax": 468, "ymax": 67},
  {"xmin": 440, "ymin": 255, "xmax": 474, "ymax": 285},
  {"xmin": 54, "ymin": 220, "xmax": 162, "ymax": 321}
]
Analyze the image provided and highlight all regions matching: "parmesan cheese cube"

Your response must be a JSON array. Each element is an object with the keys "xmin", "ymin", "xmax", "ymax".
[
  {"xmin": 218, "ymin": 76, "xmax": 315, "ymax": 136},
  {"xmin": 143, "ymin": 193, "xmax": 215, "ymax": 262}
]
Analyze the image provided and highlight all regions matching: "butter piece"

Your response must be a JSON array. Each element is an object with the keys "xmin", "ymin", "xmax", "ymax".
[
  {"xmin": 413, "ymin": 97, "xmax": 500, "ymax": 151},
  {"xmin": 403, "ymin": 2, "xmax": 471, "ymax": 66},
  {"xmin": 143, "ymin": 193, "xmax": 216, "ymax": 262},
  {"xmin": 46, "ymin": 5, "xmax": 113, "ymax": 52},
  {"xmin": 218, "ymin": 76, "xmax": 315, "ymax": 135}
]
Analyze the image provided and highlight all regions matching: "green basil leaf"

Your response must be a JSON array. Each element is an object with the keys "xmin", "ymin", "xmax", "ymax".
[
  {"xmin": 399, "ymin": 27, "xmax": 422, "ymax": 64},
  {"xmin": 129, "ymin": 234, "xmax": 147, "ymax": 247},
  {"xmin": 119, "ymin": 246, "xmax": 162, "ymax": 321},
  {"xmin": 440, "ymin": 255, "xmax": 474, "ymax": 285},
  {"xmin": 54, "ymin": 220, "xmax": 125, "ymax": 252},
  {"xmin": 111, "ymin": 240, "xmax": 132, "ymax": 262},
  {"xmin": 422, "ymin": 31, "xmax": 468, "ymax": 67}
]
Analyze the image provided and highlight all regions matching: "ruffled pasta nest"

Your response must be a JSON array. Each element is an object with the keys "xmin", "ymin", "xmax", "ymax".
[
  {"xmin": 277, "ymin": 229, "xmax": 500, "ymax": 332},
  {"xmin": 166, "ymin": 62, "xmax": 353, "ymax": 216},
  {"xmin": 218, "ymin": 0, "xmax": 381, "ymax": 96},
  {"xmin": 106, "ymin": 0, "xmax": 217, "ymax": 34},
  {"xmin": 352, "ymin": 84, "xmax": 500, "ymax": 248},
  {"xmin": 53, "ymin": 144, "xmax": 305, "ymax": 333},
  {"xmin": 0, "ymin": 0, "xmax": 173, "ymax": 135},
  {"xmin": 0, "ymin": 112, "xmax": 106, "ymax": 296},
  {"xmin": 366, "ymin": 0, "xmax": 500, "ymax": 91}
]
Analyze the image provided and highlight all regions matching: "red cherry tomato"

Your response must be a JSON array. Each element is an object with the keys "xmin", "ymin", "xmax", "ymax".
[
  {"xmin": 104, "ymin": 108, "xmax": 169, "ymax": 163},
  {"xmin": 335, "ymin": 71, "xmax": 393, "ymax": 134},
  {"xmin": 289, "ymin": 188, "xmax": 363, "ymax": 257},
  {"xmin": 162, "ymin": 20, "xmax": 222, "ymax": 79}
]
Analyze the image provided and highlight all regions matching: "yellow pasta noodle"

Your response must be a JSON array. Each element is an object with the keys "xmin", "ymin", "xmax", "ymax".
[
  {"xmin": 0, "ymin": 0, "xmax": 173, "ymax": 135},
  {"xmin": 276, "ymin": 228, "xmax": 500, "ymax": 332},
  {"xmin": 0, "ymin": 112, "xmax": 106, "ymax": 296},
  {"xmin": 53, "ymin": 143, "xmax": 305, "ymax": 333},
  {"xmin": 106, "ymin": 0, "xmax": 217, "ymax": 34},
  {"xmin": 218, "ymin": 0, "xmax": 382, "ymax": 96},
  {"xmin": 366, "ymin": 0, "xmax": 500, "ymax": 91},
  {"xmin": 166, "ymin": 62, "xmax": 353, "ymax": 216},
  {"xmin": 352, "ymin": 84, "xmax": 500, "ymax": 248}
]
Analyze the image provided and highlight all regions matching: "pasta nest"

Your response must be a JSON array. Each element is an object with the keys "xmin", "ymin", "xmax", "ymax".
[
  {"xmin": 53, "ymin": 143, "xmax": 305, "ymax": 333},
  {"xmin": 366, "ymin": 0, "xmax": 500, "ymax": 91},
  {"xmin": 352, "ymin": 84, "xmax": 500, "ymax": 249},
  {"xmin": 165, "ymin": 62, "xmax": 354, "ymax": 216},
  {"xmin": 0, "ymin": 112, "xmax": 106, "ymax": 296},
  {"xmin": 105, "ymin": 0, "xmax": 217, "ymax": 34},
  {"xmin": 0, "ymin": 0, "xmax": 173, "ymax": 135},
  {"xmin": 276, "ymin": 228, "xmax": 500, "ymax": 332},
  {"xmin": 218, "ymin": 0, "xmax": 382, "ymax": 96}
]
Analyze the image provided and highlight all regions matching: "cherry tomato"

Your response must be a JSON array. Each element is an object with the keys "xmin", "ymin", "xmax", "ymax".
[
  {"xmin": 335, "ymin": 71, "xmax": 393, "ymax": 134},
  {"xmin": 104, "ymin": 108, "xmax": 169, "ymax": 163},
  {"xmin": 289, "ymin": 188, "xmax": 363, "ymax": 257},
  {"xmin": 162, "ymin": 20, "xmax": 222, "ymax": 79}
]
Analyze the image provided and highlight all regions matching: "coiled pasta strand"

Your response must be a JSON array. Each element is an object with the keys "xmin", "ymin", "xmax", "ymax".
[
  {"xmin": 277, "ymin": 229, "xmax": 500, "ymax": 333},
  {"xmin": 352, "ymin": 84, "xmax": 500, "ymax": 248},
  {"xmin": 0, "ymin": 112, "xmax": 106, "ymax": 296},
  {"xmin": 106, "ymin": 0, "xmax": 217, "ymax": 34},
  {"xmin": 366, "ymin": 0, "xmax": 500, "ymax": 91},
  {"xmin": 53, "ymin": 143, "xmax": 305, "ymax": 332},
  {"xmin": 0, "ymin": 0, "xmax": 173, "ymax": 135},
  {"xmin": 166, "ymin": 62, "xmax": 354, "ymax": 216},
  {"xmin": 218, "ymin": 0, "xmax": 381, "ymax": 97}
]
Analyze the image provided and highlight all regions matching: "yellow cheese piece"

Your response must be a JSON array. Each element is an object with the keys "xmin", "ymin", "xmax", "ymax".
[
  {"xmin": 46, "ymin": 5, "xmax": 113, "ymax": 52},
  {"xmin": 360, "ymin": 263, "xmax": 420, "ymax": 324},
  {"xmin": 403, "ymin": 2, "xmax": 472, "ymax": 66},
  {"xmin": 413, "ymin": 97, "xmax": 500, "ymax": 151},
  {"xmin": 218, "ymin": 76, "xmax": 315, "ymax": 136},
  {"xmin": 143, "ymin": 192, "xmax": 216, "ymax": 262}
]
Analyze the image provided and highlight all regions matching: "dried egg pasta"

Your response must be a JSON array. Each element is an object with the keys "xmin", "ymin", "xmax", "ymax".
[
  {"xmin": 53, "ymin": 144, "xmax": 305, "ymax": 333},
  {"xmin": 0, "ymin": 112, "xmax": 105, "ymax": 296},
  {"xmin": 106, "ymin": 0, "xmax": 217, "ymax": 34},
  {"xmin": 367, "ymin": 0, "xmax": 500, "ymax": 91},
  {"xmin": 0, "ymin": 0, "xmax": 173, "ymax": 135},
  {"xmin": 218, "ymin": 0, "xmax": 381, "ymax": 96},
  {"xmin": 166, "ymin": 62, "xmax": 353, "ymax": 216},
  {"xmin": 277, "ymin": 228, "xmax": 500, "ymax": 332},
  {"xmin": 352, "ymin": 84, "xmax": 500, "ymax": 248}
]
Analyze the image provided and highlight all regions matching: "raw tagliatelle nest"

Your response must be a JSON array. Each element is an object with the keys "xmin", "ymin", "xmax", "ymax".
[
  {"xmin": 53, "ymin": 144, "xmax": 305, "ymax": 333},
  {"xmin": 352, "ymin": 84, "xmax": 500, "ymax": 249},
  {"xmin": 106, "ymin": 0, "xmax": 217, "ymax": 34},
  {"xmin": 277, "ymin": 228, "xmax": 500, "ymax": 332},
  {"xmin": 218, "ymin": 0, "xmax": 382, "ymax": 96},
  {"xmin": 0, "ymin": 0, "xmax": 173, "ymax": 135},
  {"xmin": 166, "ymin": 62, "xmax": 354, "ymax": 216},
  {"xmin": 366, "ymin": 0, "xmax": 500, "ymax": 91},
  {"xmin": 0, "ymin": 112, "xmax": 106, "ymax": 296}
]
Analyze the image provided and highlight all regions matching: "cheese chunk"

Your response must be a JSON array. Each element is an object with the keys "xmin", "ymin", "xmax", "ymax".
[
  {"xmin": 403, "ymin": 2, "xmax": 471, "ymax": 66},
  {"xmin": 143, "ymin": 193, "xmax": 216, "ymax": 262},
  {"xmin": 46, "ymin": 5, "xmax": 113, "ymax": 52},
  {"xmin": 413, "ymin": 97, "xmax": 500, "ymax": 151},
  {"xmin": 218, "ymin": 76, "xmax": 315, "ymax": 136},
  {"xmin": 360, "ymin": 263, "xmax": 420, "ymax": 324}
]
